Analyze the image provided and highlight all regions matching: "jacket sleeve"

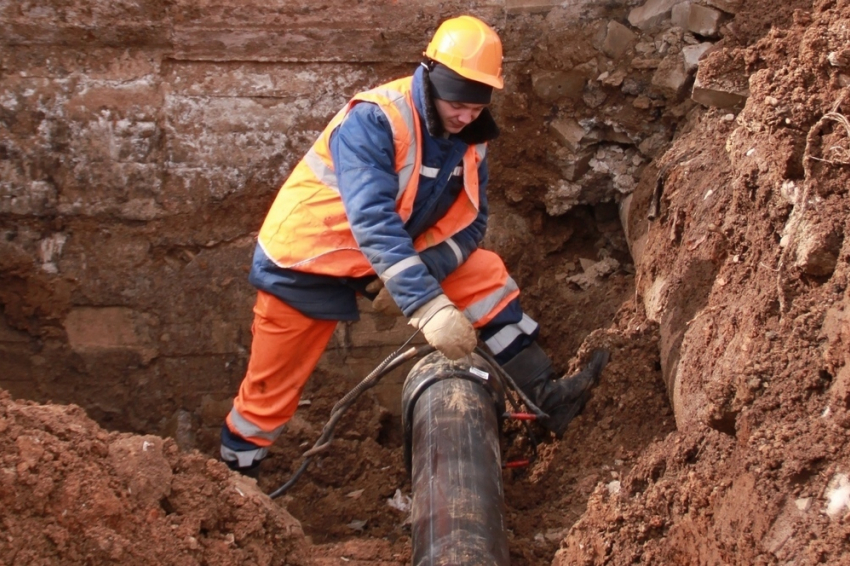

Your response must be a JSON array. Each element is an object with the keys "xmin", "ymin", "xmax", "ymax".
[
  {"xmin": 330, "ymin": 102, "xmax": 444, "ymax": 316},
  {"xmin": 418, "ymin": 153, "xmax": 489, "ymax": 281}
]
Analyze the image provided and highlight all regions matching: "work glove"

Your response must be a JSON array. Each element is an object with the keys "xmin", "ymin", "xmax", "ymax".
[
  {"xmin": 365, "ymin": 279, "xmax": 402, "ymax": 316},
  {"xmin": 409, "ymin": 294, "xmax": 477, "ymax": 360}
]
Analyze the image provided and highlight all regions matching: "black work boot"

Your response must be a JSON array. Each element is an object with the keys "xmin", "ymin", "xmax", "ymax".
[
  {"xmin": 220, "ymin": 424, "xmax": 267, "ymax": 480},
  {"xmin": 502, "ymin": 343, "xmax": 609, "ymax": 438}
]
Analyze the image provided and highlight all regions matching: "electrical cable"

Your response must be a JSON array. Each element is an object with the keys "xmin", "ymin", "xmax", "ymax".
[
  {"xmin": 473, "ymin": 347, "xmax": 542, "ymax": 466},
  {"xmin": 268, "ymin": 340, "xmax": 546, "ymax": 498},
  {"xmin": 268, "ymin": 332, "xmax": 433, "ymax": 499}
]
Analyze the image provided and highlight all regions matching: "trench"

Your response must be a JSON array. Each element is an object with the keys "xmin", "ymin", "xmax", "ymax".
[
  {"xmin": 0, "ymin": 1, "xmax": 707, "ymax": 564},
  {"xmin": 245, "ymin": 201, "xmax": 660, "ymax": 566}
]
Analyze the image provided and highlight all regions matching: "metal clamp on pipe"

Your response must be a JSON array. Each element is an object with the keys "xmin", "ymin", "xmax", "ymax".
[{"xmin": 401, "ymin": 351, "xmax": 510, "ymax": 566}]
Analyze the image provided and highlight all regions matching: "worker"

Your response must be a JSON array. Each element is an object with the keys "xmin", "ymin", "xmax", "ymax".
[{"xmin": 220, "ymin": 15, "xmax": 610, "ymax": 477}]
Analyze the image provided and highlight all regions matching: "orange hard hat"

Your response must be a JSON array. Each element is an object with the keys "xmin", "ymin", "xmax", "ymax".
[{"xmin": 424, "ymin": 15, "xmax": 504, "ymax": 89}]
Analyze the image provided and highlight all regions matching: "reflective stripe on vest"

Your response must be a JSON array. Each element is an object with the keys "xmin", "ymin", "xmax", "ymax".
[
  {"xmin": 257, "ymin": 76, "xmax": 485, "ymax": 278},
  {"xmin": 421, "ymin": 164, "xmax": 463, "ymax": 178}
]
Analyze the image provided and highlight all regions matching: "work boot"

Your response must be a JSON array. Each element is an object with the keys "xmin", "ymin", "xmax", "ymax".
[
  {"xmin": 220, "ymin": 424, "xmax": 267, "ymax": 480},
  {"xmin": 502, "ymin": 342, "xmax": 609, "ymax": 438}
]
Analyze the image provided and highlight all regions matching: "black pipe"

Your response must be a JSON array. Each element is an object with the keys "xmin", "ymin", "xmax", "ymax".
[{"xmin": 401, "ymin": 352, "xmax": 509, "ymax": 566}]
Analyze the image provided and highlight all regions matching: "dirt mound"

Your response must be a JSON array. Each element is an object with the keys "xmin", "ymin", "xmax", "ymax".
[
  {"xmin": 557, "ymin": 0, "xmax": 850, "ymax": 563},
  {"xmin": 0, "ymin": 312, "xmax": 671, "ymax": 566},
  {"xmin": 0, "ymin": 390, "xmax": 309, "ymax": 565}
]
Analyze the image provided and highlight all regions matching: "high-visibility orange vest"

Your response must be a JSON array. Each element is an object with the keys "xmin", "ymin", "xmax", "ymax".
[{"xmin": 257, "ymin": 76, "xmax": 486, "ymax": 278}]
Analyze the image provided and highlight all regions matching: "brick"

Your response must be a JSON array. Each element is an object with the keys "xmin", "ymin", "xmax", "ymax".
[
  {"xmin": 172, "ymin": 27, "xmax": 403, "ymax": 63},
  {"xmin": 169, "ymin": 0, "xmax": 428, "ymax": 27},
  {"xmin": 65, "ymin": 82, "xmax": 162, "ymax": 122}
]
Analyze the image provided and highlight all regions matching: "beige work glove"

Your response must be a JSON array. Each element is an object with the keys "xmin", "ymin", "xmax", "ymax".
[
  {"xmin": 365, "ymin": 279, "xmax": 402, "ymax": 316},
  {"xmin": 409, "ymin": 294, "xmax": 477, "ymax": 360}
]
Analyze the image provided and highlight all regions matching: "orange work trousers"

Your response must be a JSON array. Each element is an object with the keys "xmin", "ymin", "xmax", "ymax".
[{"xmin": 226, "ymin": 248, "xmax": 518, "ymax": 447}]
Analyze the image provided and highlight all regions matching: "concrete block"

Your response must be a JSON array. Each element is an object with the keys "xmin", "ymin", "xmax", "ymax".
[
  {"xmin": 550, "ymin": 118, "xmax": 587, "ymax": 152},
  {"xmin": 532, "ymin": 70, "xmax": 586, "ymax": 101},
  {"xmin": 691, "ymin": 71, "xmax": 749, "ymax": 108},
  {"xmin": 683, "ymin": 42, "xmax": 714, "ymax": 72},
  {"xmin": 628, "ymin": 0, "xmax": 688, "ymax": 31},
  {"xmin": 651, "ymin": 53, "xmax": 688, "ymax": 97},
  {"xmin": 602, "ymin": 20, "xmax": 637, "ymax": 59},
  {"xmin": 687, "ymin": 4, "xmax": 723, "ymax": 37}
]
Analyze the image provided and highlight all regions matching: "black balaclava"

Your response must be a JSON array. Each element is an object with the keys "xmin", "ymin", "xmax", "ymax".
[
  {"xmin": 420, "ymin": 60, "xmax": 500, "ymax": 144},
  {"xmin": 427, "ymin": 62, "xmax": 493, "ymax": 104}
]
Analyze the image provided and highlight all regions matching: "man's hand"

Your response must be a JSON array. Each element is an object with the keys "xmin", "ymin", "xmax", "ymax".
[
  {"xmin": 409, "ymin": 294, "xmax": 477, "ymax": 360},
  {"xmin": 366, "ymin": 279, "xmax": 402, "ymax": 316}
]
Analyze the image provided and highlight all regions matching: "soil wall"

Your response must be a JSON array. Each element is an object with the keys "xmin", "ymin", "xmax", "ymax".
[
  {"xmin": 562, "ymin": 0, "xmax": 850, "ymax": 563},
  {"xmin": 0, "ymin": 0, "xmax": 652, "ymax": 445},
  {"xmin": 5, "ymin": 0, "xmax": 847, "ymax": 565}
]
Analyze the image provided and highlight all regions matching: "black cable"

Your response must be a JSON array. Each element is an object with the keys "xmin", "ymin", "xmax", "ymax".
[
  {"xmin": 473, "ymin": 347, "xmax": 547, "ymax": 418},
  {"xmin": 473, "ymin": 347, "xmax": 542, "ymax": 465},
  {"xmin": 269, "ymin": 341, "xmax": 545, "ymax": 498},
  {"xmin": 268, "ymin": 334, "xmax": 433, "ymax": 499}
]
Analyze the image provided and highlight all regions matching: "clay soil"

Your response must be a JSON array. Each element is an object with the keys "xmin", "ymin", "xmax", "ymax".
[{"xmin": 3, "ymin": 0, "xmax": 850, "ymax": 565}]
